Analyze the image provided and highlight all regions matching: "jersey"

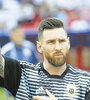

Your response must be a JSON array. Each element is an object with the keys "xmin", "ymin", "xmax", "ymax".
[
  {"xmin": 1, "ymin": 40, "xmax": 38, "ymax": 64},
  {"xmin": 15, "ymin": 61, "xmax": 90, "ymax": 100}
]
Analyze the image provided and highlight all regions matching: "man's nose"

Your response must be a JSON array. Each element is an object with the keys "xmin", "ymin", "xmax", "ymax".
[{"xmin": 55, "ymin": 42, "xmax": 61, "ymax": 50}]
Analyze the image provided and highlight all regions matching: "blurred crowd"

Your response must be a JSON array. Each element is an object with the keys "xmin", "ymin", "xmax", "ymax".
[{"xmin": 0, "ymin": 0, "xmax": 90, "ymax": 36}]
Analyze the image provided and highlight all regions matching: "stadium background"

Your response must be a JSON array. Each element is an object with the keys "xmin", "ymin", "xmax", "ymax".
[{"xmin": 0, "ymin": 0, "xmax": 90, "ymax": 72}]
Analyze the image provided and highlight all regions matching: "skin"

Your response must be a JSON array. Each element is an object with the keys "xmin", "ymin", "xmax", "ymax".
[
  {"xmin": 10, "ymin": 28, "xmax": 25, "ymax": 47},
  {"xmin": 35, "ymin": 27, "xmax": 70, "ymax": 100},
  {"xmin": 0, "ymin": 52, "xmax": 4, "ymax": 78},
  {"xmin": 0, "ymin": 27, "xmax": 70, "ymax": 99},
  {"xmin": 37, "ymin": 28, "xmax": 70, "ymax": 75},
  {"xmin": 33, "ymin": 89, "xmax": 57, "ymax": 100},
  {"xmin": 0, "ymin": 28, "xmax": 24, "ymax": 78}
]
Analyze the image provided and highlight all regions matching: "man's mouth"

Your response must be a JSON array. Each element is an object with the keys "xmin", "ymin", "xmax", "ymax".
[{"xmin": 54, "ymin": 53, "xmax": 63, "ymax": 57}]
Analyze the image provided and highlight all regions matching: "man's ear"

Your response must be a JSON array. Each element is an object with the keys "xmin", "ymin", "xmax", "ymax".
[{"xmin": 36, "ymin": 41, "xmax": 43, "ymax": 53}]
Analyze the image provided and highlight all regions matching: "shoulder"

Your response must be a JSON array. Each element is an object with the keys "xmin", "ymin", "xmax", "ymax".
[
  {"xmin": 1, "ymin": 42, "xmax": 14, "ymax": 48},
  {"xmin": 19, "ymin": 60, "xmax": 34, "ymax": 67},
  {"xmin": 19, "ymin": 60, "xmax": 40, "ymax": 70},
  {"xmin": 23, "ymin": 40, "xmax": 36, "ymax": 49},
  {"xmin": 1, "ymin": 42, "xmax": 14, "ymax": 54},
  {"xmin": 23, "ymin": 40, "xmax": 35, "ymax": 46},
  {"xmin": 68, "ymin": 64, "xmax": 90, "ymax": 78}
]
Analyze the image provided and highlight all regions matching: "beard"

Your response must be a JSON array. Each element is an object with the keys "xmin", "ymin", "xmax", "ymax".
[{"xmin": 45, "ymin": 51, "xmax": 69, "ymax": 67}]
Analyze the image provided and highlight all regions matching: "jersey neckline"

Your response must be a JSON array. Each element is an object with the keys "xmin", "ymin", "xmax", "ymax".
[{"xmin": 40, "ymin": 62, "xmax": 69, "ymax": 78}]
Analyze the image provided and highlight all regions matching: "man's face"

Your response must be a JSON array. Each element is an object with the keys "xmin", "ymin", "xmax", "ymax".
[
  {"xmin": 37, "ymin": 28, "xmax": 70, "ymax": 67},
  {"xmin": 10, "ymin": 29, "xmax": 25, "ymax": 46}
]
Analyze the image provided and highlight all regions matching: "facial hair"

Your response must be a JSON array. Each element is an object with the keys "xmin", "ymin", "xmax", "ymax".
[{"xmin": 45, "ymin": 50, "xmax": 69, "ymax": 67}]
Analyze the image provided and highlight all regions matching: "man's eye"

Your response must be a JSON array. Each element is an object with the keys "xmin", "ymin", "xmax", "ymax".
[
  {"xmin": 48, "ymin": 40, "xmax": 54, "ymax": 43},
  {"xmin": 59, "ymin": 40, "xmax": 65, "ymax": 42}
]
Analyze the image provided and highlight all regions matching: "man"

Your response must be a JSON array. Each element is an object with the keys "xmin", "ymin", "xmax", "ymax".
[
  {"xmin": 0, "ymin": 17, "xmax": 90, "ymax": 100},
  {"xmin": 1, "ymin": 26, "xmax": 38, "ymax": 64}
]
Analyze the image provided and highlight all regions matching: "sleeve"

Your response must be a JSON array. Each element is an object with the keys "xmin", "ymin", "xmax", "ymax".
[{"xmin": 3, "ymin": 56, "xmax": 22, "ymax": 97}]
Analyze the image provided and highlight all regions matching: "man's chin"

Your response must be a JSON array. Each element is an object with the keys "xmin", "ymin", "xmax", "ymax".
[{"xmin": 49, "ymin": 61, "xmax": 66, "ymax": 67}]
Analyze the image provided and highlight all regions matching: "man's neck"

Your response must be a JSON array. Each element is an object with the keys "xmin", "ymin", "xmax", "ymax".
[{"xmin": 43, "ymin": 61, "xmax": 66, "ymax": 76}]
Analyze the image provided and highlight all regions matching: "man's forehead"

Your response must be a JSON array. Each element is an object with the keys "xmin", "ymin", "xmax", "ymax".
[{"xmin": 43, "ymin": 28, "xmax": 67, "ymax": 39}]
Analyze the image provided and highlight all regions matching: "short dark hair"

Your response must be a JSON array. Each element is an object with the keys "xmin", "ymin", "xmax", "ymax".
[{"xmin": 38, "ymin": 17, "xmax": 65, "ymax": 41}]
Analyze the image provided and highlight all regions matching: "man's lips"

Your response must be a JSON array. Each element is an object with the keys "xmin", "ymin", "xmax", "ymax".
[{"xmin": 54, "ymin": 53, "xmax": 63, "ymax": 57}]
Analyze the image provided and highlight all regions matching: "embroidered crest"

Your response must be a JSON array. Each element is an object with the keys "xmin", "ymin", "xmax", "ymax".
[{"xmin": 67, "ymin": 83, "xmax": 76, "ymax": 98}]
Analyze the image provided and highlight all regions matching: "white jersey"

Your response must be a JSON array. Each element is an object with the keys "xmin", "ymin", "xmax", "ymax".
[{"xmin": 16, "ymin": 61, "xmax": 90, "ymax": 100}]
